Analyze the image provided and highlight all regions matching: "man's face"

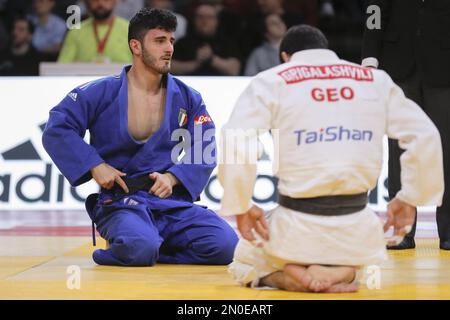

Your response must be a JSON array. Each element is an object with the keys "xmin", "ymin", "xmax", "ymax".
[
  {"xmin": 140, "ymin": 29, "xmax": 175, "ymax": 74},
  {"xmin": 265, "ymin": 14, "xmax": 286, "ymax": 39},
  {"xmin": 194, "ymin": 5, "xmax": 218, "ymax": 37},
  {"xmin": 12, "ymin": 20, "xmax": 32, "ymax": 47},
  {"xmin": 33, "ymin": 0, "xmax": 55, "ymax": 16},
  {"xmin": 87, "ymin": 0, "xmax": 116, "ymax": 21}
]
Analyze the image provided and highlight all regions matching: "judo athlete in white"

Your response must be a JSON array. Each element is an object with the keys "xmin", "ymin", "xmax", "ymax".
[{"xmin": 218, "ymin": 25, "xmax": 444, "ymax": 293}]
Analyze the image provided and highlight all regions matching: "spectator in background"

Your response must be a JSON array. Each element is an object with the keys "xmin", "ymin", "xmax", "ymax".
[
  {"xmin": 171, "ymin": 3, "xmax": 240, "ymax": 76},
  {"xmin": 58, "ymin": 0, "xmax": 131, "ymax": 63},
  {"xmin": 29, "ymin": 0, "xmax": 66, "ymax": 59},
  {"xmin": 256, "ymin": 0, "xmax": 303, "ymax": 28},
  {"xmin": 0, "ymin": 16, "xmax": 41, "ymax": 75},
  {"xmin": 146, "ymin": 0, "xmax": 187, "ymax": 41},
  {"xmin": 244, "ymin": 13, "xmax": 286, "ymax": 76},
  {"xmin": 242, "ymin": 0, "xmax": 304, "ymax": 62}
]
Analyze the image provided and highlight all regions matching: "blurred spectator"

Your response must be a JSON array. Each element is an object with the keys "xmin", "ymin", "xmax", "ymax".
[
  {"xmin": 171, "ymin": 3, "xmax": 240, "ymax": 75},
  {"xmin": 146, "ymin": 0, "xmax": 187, "ymax": 41},
  {"xmin": 115, "ymin": 0, "xmax": 144, "ymax": 20},
  {"xmin": 58, "ymin": 0, "xmax": 131, "ymax": 63},
  {"xmin": 244, "ymin": 13, "xmax": 286, "ymax": 76},
  {"xmin": 256, "ymin": 0, "xmax": 304, "ymax": 27},
  {"xmin": 28, "ymin": 0, "xmax": 66, "ymax": 58},
  {"xmin": 242, "ymin": 0, "xmax": 304, "ymax": 62},
  {"xmin": 0, "ymin": 16, "xmax": 41, "ymax": 75}
]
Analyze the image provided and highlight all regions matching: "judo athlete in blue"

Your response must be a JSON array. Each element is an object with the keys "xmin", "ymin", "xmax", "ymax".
[{"xmin": 42, "ymin": 8, "xmax": 238, "ymax": 266}]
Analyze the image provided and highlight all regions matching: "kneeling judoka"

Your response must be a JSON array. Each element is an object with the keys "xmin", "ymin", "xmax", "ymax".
[
  {"xmin": 42, "ymin": 8, "xmax": 237, "ymax": 266},
  {"xmin": 218, "ymin": 25, "xmax": 444, "ymax": 292}
]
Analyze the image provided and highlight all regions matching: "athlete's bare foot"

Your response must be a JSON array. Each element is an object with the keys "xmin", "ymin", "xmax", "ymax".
[
  {"xmin": 284, "ymin": 264, "xmax": 330, "ymax": 292},
  {"xmin": 305, "ymin": 265, "xmax": 357, "ymax": 292},
  {"xmin": 283, "ymin": 264, "xmax": 315, "ymax": 290},
  {"xmin": 260, "ymin": 265, "xmax": 312, "ymax": 292},
  {"xmin": 259, "ymin": 264, "xmax": 357, "ymax": 293}
]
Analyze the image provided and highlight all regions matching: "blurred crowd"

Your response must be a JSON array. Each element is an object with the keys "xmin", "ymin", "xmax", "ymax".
[{"xmin": 0, "ymin": 0, "xmax": 366, "ymax": 76}]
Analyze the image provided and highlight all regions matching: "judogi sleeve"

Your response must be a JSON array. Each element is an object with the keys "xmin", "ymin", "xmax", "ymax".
[
  {"xmin": 218, "ymin": 76, "xmax": 275, "ymax": 216},
  {"xmin": 167, "ymin": 95, "xmax": 216, "ymax": 202},
  {"xmin": 385, "ymin": 74, "xmax": 444, "ymax": 206},
  {"xmin": 42, "ymin": 84, "xmax": 105, "ymax": 186}
]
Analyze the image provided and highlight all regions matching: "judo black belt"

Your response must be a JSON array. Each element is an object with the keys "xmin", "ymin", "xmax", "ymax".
[
  {"xmin": 278, "ymin": 193, "xmax": 368, "ymax": 216},
  {"xmin": 103, "ymin": 174, "xmax": 155, "ymax": 202}
]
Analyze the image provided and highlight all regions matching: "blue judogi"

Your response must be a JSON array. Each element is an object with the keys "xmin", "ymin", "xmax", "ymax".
[{"xmin": 42, "ymin": 66, "xmax": 238, "ymax": 266}]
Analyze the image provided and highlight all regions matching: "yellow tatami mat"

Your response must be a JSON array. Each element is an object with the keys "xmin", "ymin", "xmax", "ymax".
[{"xmin": 1, "ymin": 237, "xmax": 449, "ymax": 299}]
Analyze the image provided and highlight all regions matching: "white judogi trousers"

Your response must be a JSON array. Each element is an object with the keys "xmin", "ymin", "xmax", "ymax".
[{"xmin": 228, "ymin": 205, "xmax": 387, "ymax": 287}]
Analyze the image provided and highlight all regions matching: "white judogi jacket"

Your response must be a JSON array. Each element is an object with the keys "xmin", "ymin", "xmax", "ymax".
[{"xmin": 219, "ymin": 49, "xmax": 444, "ymax": 216}]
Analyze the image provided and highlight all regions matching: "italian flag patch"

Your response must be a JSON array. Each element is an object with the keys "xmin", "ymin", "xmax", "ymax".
[{"xmin": 178, "ymin": 108, "xmax": 187, "ymax": 127}]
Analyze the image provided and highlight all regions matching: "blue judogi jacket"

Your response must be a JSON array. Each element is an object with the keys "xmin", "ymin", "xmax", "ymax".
[{"xmin": 42, "ymin": 66, "xmax": 216, "ymax": 205}]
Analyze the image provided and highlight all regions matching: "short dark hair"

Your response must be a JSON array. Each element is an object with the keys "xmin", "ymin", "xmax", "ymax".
[
  {"xmin": 279, "ymin": 25, "xmax": 328, "ymax": 62},
  {"xmin": 128, "ymin": 8, "xmax": 177, "ymax": 45},
  {"xmin": 13, "ymin": 15, "xmax": 34, "ymax": 34}
]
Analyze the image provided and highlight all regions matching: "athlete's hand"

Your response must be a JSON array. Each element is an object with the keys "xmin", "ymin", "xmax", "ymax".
[
  {"xmin": 236, "ymin": 205, "xmax": 269, "ymax": 246},
  {"xmin": 384, "ymin": 197, "xmax": 415, "ymax": 246},
  {"xmin": 149, "ymin": 172, "xmax": 178, "ymax": 198},
  {"xmin": 90, "ymin": 163, "xmax": 129, "ymax": 193}
]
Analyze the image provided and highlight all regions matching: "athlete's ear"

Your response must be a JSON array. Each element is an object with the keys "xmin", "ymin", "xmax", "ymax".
[
  {"xmin": 280, "ymin": 51, "xmax": 291, "ymax": 63},
  {"xmin": 129, "ymin": 39, "xmax": 142, "ymax": 56}
]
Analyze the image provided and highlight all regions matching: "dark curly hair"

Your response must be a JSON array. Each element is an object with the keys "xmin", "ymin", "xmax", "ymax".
[{"xmin": 128, "ymin": 8, "xmax": 177, "ymax": 46}]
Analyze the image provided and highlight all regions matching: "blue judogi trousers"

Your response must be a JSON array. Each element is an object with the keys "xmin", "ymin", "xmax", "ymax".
[{"xmin": 88, "ymin": 191, "xmax": 238, "ymax": 266}]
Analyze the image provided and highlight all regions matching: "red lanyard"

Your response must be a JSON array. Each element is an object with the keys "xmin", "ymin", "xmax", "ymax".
[{"xmin": 93, "ymin": 17, "xmax": 115, "ymax": 54}]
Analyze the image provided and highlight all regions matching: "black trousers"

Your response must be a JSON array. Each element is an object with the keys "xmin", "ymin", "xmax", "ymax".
[{"xmin": 390, "ymin": 69, "xmax": 450, "ymax": 242}]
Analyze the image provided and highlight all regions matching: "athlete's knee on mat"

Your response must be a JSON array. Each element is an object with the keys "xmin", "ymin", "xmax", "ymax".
[
  {"xmin": 112, "ymin": 235, "xmax": 160, "ymax": 266},
  {"xmin": 192, "ymin": 228, "xmax": 239, "ymax": 264}
]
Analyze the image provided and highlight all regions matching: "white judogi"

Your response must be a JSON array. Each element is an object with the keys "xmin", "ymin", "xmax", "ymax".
[{"xmin": 218, "ymin": 49, "xmax": 444, "ymax": 287}]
